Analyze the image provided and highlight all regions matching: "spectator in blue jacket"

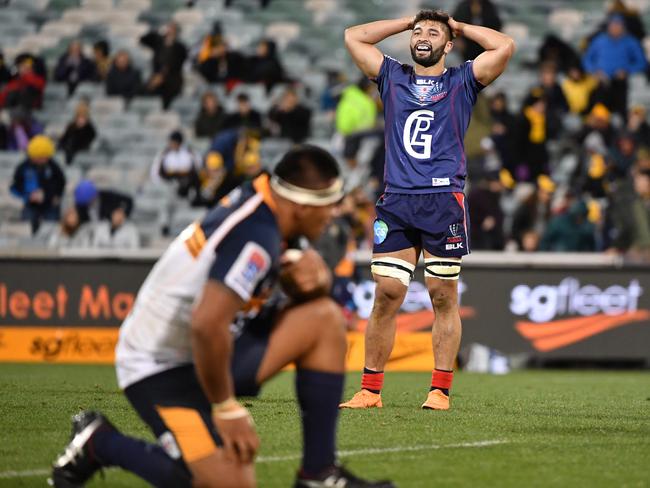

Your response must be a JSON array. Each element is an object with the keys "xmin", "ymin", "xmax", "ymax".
[
  {"xmin": 10, "ymin": 135, "xmax": 66, "ymax": 233},
  {"xmin": 583, "ymin": 14, "xmax": 647, "ymax": 117}
]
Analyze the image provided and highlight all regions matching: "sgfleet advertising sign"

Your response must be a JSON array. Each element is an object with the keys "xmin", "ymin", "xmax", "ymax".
[
  {"xmin": 1, "ymin": 259, "xmax": 650, "ymax": 365},
  {"xmin": 510, "ymin": 277, "xmax": 648, "ymax": 352},
  {"xmin": 458, "ymin": 268, "xmax": 650, "ymax": 361},
  {"xmin": 0, "ymin": 259, "xmax": 147, "ymax": 364}
]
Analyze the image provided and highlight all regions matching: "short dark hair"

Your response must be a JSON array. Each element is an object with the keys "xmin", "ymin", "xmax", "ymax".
[
  {"xmin": 274, "ymin": 145, "xmax": 340, "ymax": 190},
  {"xmin": 169, "ymin": 130, "xmax": 183, "ymax": 143},
  {"xmin": 93, "ymin": 40, "xmax": 110, "ymax": 57},
  {"xmin": 413, "ymin": 9, "xmax": 453, "ymax": 41}
]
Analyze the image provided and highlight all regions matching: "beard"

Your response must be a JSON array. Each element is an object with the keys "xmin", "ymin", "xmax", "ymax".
[{"xmin": 410, "ymin": 43, "xmax": 446, "ymax": 68}]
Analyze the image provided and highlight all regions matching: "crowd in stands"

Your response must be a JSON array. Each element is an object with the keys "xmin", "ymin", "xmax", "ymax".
[{"xmin": 1, "ymin": 0, "xmax": 650, "ymax": 267}]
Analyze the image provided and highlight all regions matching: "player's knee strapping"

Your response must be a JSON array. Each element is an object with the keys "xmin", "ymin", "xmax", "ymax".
[
  {"xmin": 424, "ymin": 257, "xmax": 461, "ymax": 281},
  {"xmin": 370, "ymin": 257, "xmax": 415, "ymax": 287}
]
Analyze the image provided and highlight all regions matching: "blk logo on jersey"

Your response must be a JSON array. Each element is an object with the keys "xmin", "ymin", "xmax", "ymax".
[
  {"xmin": 403, "ymin": 109, "xmax": 435, "ymax": 159},
  {"xmin": 224, "ymin": 242, "xmax": 271, "ymax": 301}
]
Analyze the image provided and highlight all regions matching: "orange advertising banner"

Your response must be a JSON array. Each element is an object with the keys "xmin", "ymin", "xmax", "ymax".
[
  {"xmin": 0, "ymin": 327, "xmax": 119, "ymax": 364},
  {"xmin": 345, "ymin": 332, "xmax": 434, "ymax": 371},
  {"xmin": 0, "ymin": 327, "xmax": 434, "ymax": 370}
]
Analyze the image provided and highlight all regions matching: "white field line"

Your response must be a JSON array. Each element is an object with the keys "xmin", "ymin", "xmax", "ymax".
[
  {"xmin": 0, "ymin": 439, "xmax": 508, "ymax": 478},
  {"xmin": 257, "ymin": 439, "xmax": 509, "ymax": 463},
  {"xmin": 0, "ymin": 468, "xmax": 50, "ymax": 479}
]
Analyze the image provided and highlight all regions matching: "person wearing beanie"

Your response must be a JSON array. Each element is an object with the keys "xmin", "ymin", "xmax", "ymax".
[
  {"xmin": 73, "ymin": 178, "xmax": 133, "ymax": 225},
  {"xmin": 10, "ymin": 135, "xmax": 66, "ymax": 233}
]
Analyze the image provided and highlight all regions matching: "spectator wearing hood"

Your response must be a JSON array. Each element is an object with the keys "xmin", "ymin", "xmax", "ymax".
[
  {"xmin": 10, "ymin": 135, "xmax": 65, "ymax": 233},
  {"xmin": 583, "ymin": 14, "xmax": 647, "ymax": 117},
  {"xmin": 247, "ymin": 39, "xmax": 286, "ymax": 92},
  {"xmin": 536, "ymin": 35, "xmax": 582, "ymax": 73}
]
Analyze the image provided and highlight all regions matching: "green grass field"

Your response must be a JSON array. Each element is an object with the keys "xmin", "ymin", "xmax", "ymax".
[{"xmin": 0, "ymin": 364, "xmax": 649, "ymax": 488}]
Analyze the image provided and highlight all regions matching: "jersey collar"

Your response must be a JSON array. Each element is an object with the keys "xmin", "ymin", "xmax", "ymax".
[{"xmin": 252, "ymin": 173, "xmax": 278, "ymax": 214}]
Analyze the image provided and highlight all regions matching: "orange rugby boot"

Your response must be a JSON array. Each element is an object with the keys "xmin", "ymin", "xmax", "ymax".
[
  {"xmin": 339, "ymin": 389, "xmax": 383, "ymax": 409},
  {"xmin": 421, "ymin": 389, "xmax": 450, "ymax": 410}
]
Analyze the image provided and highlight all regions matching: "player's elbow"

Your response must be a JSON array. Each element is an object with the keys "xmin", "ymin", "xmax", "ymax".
[
  {"xmin": 503, "ymin": 37, "xmax": 516, "ymax": 58},
  {"xmin": 344, "ymin": 28, "xmax": 354, "ymax": 48}
]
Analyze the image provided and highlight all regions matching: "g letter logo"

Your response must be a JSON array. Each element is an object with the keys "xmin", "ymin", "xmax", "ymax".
[{"xmin": 403, "ymin": 109, "xmax": 434, "ymax": 159}]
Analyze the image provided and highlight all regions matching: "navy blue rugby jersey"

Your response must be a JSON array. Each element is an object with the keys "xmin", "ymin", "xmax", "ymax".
[{"xmin": 375, "ymin": 55, "xmax": 484, "ymax": 194}]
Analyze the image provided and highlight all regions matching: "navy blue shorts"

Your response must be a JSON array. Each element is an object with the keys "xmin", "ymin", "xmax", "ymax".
[{"xmin": 373, "ymin": 191, "xmax": 470, "ymax": 258}]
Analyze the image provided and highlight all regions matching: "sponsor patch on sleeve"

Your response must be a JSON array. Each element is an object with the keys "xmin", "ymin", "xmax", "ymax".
[{"xmin": 224, "ymin": 242, "xmax": 271, "ymax": 301}]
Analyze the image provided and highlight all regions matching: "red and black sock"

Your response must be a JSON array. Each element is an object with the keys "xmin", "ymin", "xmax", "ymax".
[
  {"xmin": 361, "ymin": 367, "xmax": 384, "ymax": 394},
  {"xmin": 430, "ymin": 369, "xmax": 453, "ymax": 396}
]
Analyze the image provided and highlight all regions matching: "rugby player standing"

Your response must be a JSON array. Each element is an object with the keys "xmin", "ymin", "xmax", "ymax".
[{"xmin": 340, "ymin": 10, "xmax": 514, "ymax": 411}]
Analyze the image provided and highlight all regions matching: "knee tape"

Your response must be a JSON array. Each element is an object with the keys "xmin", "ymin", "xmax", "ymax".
[
  {"xmin": 370, "ymin": 257, "xmax": 415, "ymax": 287},
  {"xmin": 424, "ymin": 257, "xmax": 461, "ymax": 281}
]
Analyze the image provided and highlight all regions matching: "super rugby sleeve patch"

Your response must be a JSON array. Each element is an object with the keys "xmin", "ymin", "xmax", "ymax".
[{"xmin": 223, "ymin": 242, "xmax": 272, "ymax": 302}]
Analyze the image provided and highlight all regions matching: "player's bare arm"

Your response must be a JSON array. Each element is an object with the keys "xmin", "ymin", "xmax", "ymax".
[
  {"xmin": 191, "ymin": 280, "xmax": 260, "ymax": 463},
  {"xmin": 448, "ymin": 17, "xmax": 515, "ymax": 85},
  {"xmin": 344, "ymin": 17, "xmax": 414, "ymax": 77}
]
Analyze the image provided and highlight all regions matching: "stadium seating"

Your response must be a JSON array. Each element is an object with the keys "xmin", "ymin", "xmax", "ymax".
[{"xmin": 1, "ymin": 0, "xmax": 650, "ymax": 253}]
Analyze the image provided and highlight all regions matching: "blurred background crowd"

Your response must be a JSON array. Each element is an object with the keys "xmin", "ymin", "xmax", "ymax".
[{"xmin": 1, "ymin": 0, "xmax": 650, "ymax": 270}]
